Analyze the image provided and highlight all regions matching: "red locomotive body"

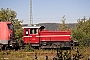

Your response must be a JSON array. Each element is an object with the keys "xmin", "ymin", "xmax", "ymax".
[
  {"xmin": 0, "ymin": 22, "xmax": 15, "ymax": 49},
  {"xmin": 23, "ymin": 26, "xmax": 71, "ymax": 48}
]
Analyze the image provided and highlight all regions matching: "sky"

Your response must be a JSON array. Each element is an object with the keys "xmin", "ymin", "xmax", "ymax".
[{"xmin": 0, "ymin": 0, "xmax": 90, "ymax": 24}]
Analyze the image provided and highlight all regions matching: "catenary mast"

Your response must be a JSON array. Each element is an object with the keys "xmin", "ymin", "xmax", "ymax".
[{"xmin": 30, "ymin": 0, "xmax": 33, "ymax": 25}]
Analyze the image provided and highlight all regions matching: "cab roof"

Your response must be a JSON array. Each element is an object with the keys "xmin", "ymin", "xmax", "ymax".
[
  {"xmin": 22, "ymin": 26, "xmax": 45, "ymax": 29},
  {"xmin": 22, "ymin": 26, "xmax": 41, "ymax": 29}
]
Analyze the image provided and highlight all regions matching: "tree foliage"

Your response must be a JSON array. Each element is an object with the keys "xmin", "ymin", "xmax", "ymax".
[
  {"xmin": 0, "ymin": 8, "xmax": 23, "ymax": 40},
  {"xmin": 71, "ymin": 17, "xmax": 90, "ymax": 47},
  {"xmin": 59, "ymin": 15, "xmax": 68, "ymax": 31}
]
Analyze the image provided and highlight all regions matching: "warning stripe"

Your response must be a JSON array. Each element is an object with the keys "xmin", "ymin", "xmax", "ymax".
[{"xmin": 36, "ymin": 35, "xmax": 70, "ymax": 37}]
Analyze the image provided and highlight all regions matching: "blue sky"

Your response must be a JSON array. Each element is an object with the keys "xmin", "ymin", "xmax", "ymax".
[{"xmin": 0, "ymin": 0, "xmax": 90, "ymax": 24}]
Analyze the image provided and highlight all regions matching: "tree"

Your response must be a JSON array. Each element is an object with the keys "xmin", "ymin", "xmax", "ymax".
[
  {"xmin": 0, "ymin": 8, "xmax": 23, "ymax": 40},
  {"xmin": 59, "ymin": 15, "xmax": 68, "ymax": 31},
  {"xmin": 0, "ymin": 8, "xmax": 16, "ymax": 21},
  {"xmin": 71, "ymin": 16, "xmax": 90, "ymax": 47}
]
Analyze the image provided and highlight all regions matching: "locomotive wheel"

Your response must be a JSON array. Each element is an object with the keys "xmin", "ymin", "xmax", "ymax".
[
  {"xmin": 3, "ymin": 45, "xmax": 8, "ymax": 50},
  {"xmin": 8, "ymin": 40, "xmax": 20, "ymax": 50},
  {"xmin": 51, "ymin": 44, "xmax": 57, "ymax": 48}
]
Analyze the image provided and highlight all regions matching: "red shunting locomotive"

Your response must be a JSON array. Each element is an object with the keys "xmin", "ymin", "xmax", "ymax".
[{"xmin": 22, "ymin": 26, "xmax": 71, "ymax": 48}]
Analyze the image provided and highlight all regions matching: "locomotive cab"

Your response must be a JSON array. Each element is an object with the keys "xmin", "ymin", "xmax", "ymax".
[
  {"xmin": 22, "ymin": 26, "xmax": 43, "ymax": 46},
  {"xmin": 0, "ymin": 22, "xmax": 15, "ymax": 49}
]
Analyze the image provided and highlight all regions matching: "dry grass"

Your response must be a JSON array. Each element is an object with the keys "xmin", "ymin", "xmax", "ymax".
[
  {"xmin": 0, "ymin": 47, "xmax": 90, "ymax": 60},
  {"xmin": 0, "ymin": 49, "xmax": 56, "ymax": 60}
]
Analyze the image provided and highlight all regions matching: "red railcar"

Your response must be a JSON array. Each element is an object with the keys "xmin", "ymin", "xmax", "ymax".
[{"xmin": 22, "ymin": 26, "xmax": 71, "ymax": 48}]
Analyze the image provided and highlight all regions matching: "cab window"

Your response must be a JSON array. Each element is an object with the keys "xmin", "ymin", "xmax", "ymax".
[
  {"xmin": 7, "ymin": 24, "xmax": 14, "ymax": 30},
  {"xmin": 30, "ymin": 28, "xmax": 38, "ymax": 34},
  {"xmin": 26, "ymin": 29, "xmax": 28, "ymax": 36},
  {"xmin": 7, "ymin": 24, "xmax": 11, "ymax": 29}
]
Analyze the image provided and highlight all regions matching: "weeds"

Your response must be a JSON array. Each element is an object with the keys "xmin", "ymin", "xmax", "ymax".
[
  {"xmin": 24, "ymin": 44, "xmax": 34, "ymax": 52},
  {"xmin": 0, "ymin": 47, "xmax": 89, "ymax": 60}
]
